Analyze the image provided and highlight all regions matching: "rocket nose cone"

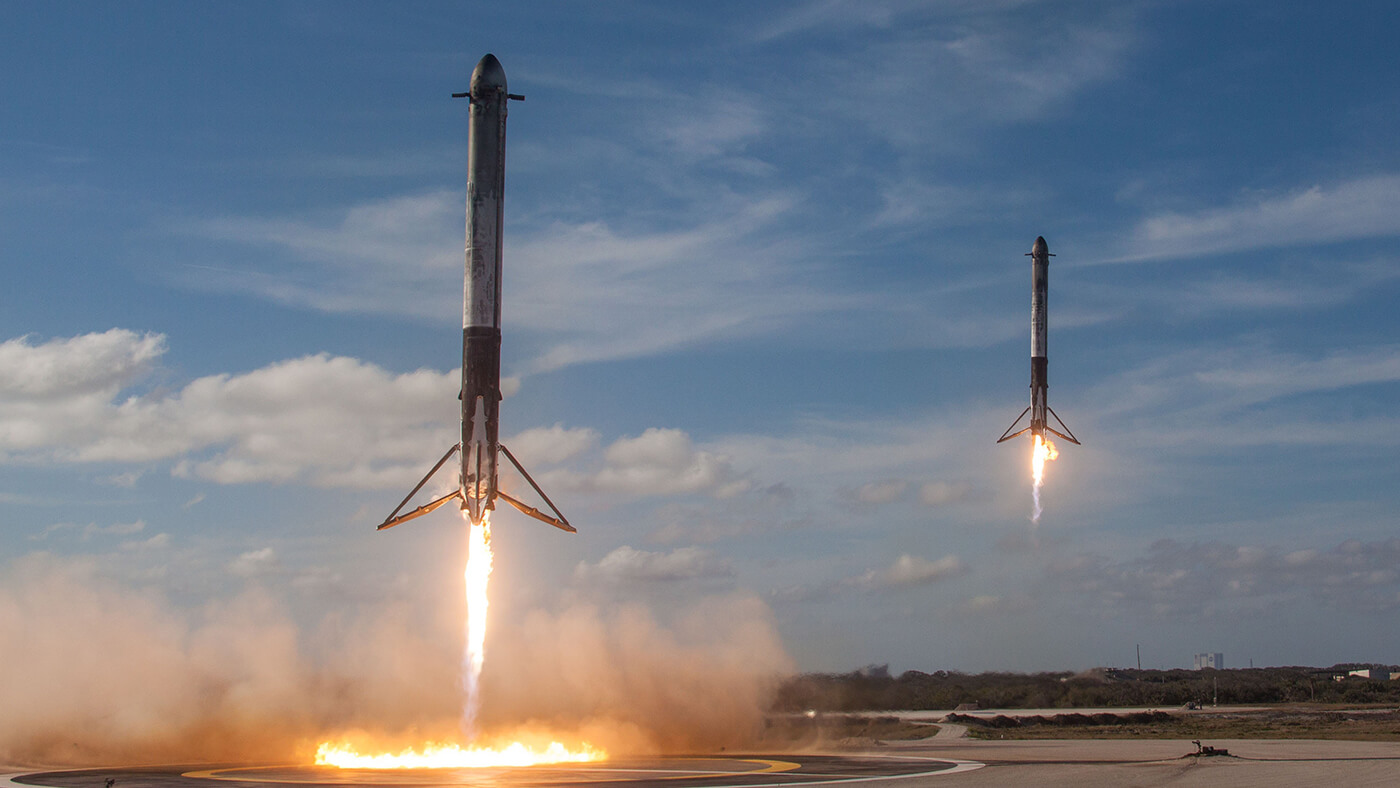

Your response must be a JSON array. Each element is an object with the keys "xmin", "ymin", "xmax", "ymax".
[
  {"xmin": 1032, "ymin": 236, "xmax": 1049, "ymax": 256},
  {"xmin": 471, "ymin": 53, "xmax": 507, "ymax": 95}
]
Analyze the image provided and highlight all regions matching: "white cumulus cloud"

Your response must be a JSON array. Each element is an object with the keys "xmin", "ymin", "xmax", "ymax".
[
  {"xmin": 504, "ymin": 423, "xmax": 599, "ymax": 465},
  {"xmin": 854, "ymin": 479, "xmax": 907, "ymax": 505},
  {"xmin": 555, "ymin": 428, "xmax": 749, "ymax": 499},
  {"xmin": 850, "ymin": 554, "xmax": 968, "ymax": 590},
  {"xmin": 0, "ymin": 330, "xmax": 459, "ymax": 489},
  {"xmin": 228, "ymin": 547, "xmax": 278, "ymax": 578},
  {"xmin": 574, "ymin": 545, "xmax": 734, "ymax": 584},
  {"xmin": 919, "ymin": 480, "xmax": 972, "ymax": 506}
]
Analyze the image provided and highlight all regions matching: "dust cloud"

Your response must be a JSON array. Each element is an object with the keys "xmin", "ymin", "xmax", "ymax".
[
  {"xmin": 0, "ymin": 554, "xmax": 792, "ymax": 767},
  {"xmin": 480, "ymin": 595, "xmax": 794, "ymax": 754}
]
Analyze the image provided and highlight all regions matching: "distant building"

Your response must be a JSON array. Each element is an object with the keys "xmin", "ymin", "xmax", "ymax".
[
  {"xmin": 1348, "ymin": 669, "xmax": 1380, "ymax": 679},
  {"xmin": 1193, "ymin": 653, "xmax": 1223, "ymax": 670}
]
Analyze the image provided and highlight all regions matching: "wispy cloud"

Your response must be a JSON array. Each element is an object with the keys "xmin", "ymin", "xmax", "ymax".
[
  {"xmin": 1047, "ymin": 537, "xmax": 1400, "ymax": 616},
  {"xmin": 1082, "ymin": 343, "xmax": 1400, "ymax": 449},
  {"xmin": 97, "ymin": 470, "xmax": 145, "ymax": 488},
  {"xmin": 178, "ymin": 188, "xmax": 856, "ymax": 373},
  {"xmin": 774, "ymin": 552, "xmax": 969, "ymax": 602},
  {"xmin": 98, "ymin": 520, "xmax": 146, "ymax": 537},
  {"xmin": 708, "ymin": 409, "xmax": 1009, "ymax": 509},
  {"xmin": 119, "ymin": 532, "xmax": 170, "ymax": 552},
  {"xmin": 162, "ymin": 3, "xmax": 1144, "ymax": 379},
  {"xmin": 178, "ymin": 191, "xmax": 460, "ymax": 317},
  {"xmin": 755, "ymin": 1, "xmax": 1135, "ymax": 149},
  {"xmin": 1114, "ymin": 174, "xmax": 1400, "ymax": 262},
  {"xmin": 647, "ymin": 88, "xmax": 770, "ymax": 165},
  {"xmin": 32, "ymin": 519, "xmax": 151, "ymax": 543},
  {"xmin": 507, "ymin": 195, "xmax": 857, "ymax": 372},
  {"xmin": 1069, "ymin": 254, "xmax": 1400, "ymax": 339},
  {"xmin": 955, "ymin": 593, "xmax": 1034, "ymax": 616}
]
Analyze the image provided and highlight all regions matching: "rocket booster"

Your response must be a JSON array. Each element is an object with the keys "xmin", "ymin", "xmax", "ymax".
[
  {"xmin": 378, "ymin": 54, "xmax": 574, "ymax": 534},
  {"xmin": 460, "ymin": 53, "xmax": 510, "ymax": 526},
  {"xmin": 998, "ymin": 236, "xmax": 1080, "ymax": 446}
]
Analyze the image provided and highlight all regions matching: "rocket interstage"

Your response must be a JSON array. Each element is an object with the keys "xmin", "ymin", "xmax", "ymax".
[
  {"xmin": 998, "ymin": 236, "xmax": 1078, "ymax": 523},
  {"xmin": 377, "ymin": 54, "xmax": 573, "ymax": 534}
]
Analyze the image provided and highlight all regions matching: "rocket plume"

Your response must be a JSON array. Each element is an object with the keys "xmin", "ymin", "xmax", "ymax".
[
  {"xmin": 1030, "ymin": 434, "xmax": 1058, "ymax": 523},
  {"xmin": 462, "ymin": 511, "xmax": 492, "ymax": 738},
  {"xmin": 315, "ymin": 740, "xmax": 603, "ymax": 769},
  {"xmin": 313, "ymin": 509, "xmax": 604, "ymax": 768},
  {"xmin": 998, "ymin": 236, "xmax": 1079, "ymax": 514}
]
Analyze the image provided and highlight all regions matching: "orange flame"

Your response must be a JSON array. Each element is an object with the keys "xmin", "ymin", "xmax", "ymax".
[
  {"xmin": 463, "ymin": 511, "xmax": 492, "ymax": 734},
  {"xmin": 314, "ymin": 740, "xmax": 604, "ymax": 769},
  {"xmin": 1031, "ymin": 434, "xmax": 1059, "ymax": 485},
  {"xmin": 1031, "ymin": 434, "xmax": 1058, "ymax": 523},
  {"xmin": 312, "ymin": 511, "xmax": 607, "ymax": 769}
]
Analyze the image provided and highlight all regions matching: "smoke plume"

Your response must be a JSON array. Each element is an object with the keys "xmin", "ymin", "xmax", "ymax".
[
  {"xmin": 479, "ymin": 595, "xmax": 793, "ymax": 754},
  {"xmin": 0, "ymin": 554, "xmax": 792, "ymax": 767}
]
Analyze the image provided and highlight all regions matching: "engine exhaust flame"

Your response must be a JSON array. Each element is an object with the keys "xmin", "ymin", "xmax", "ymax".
[
  {"xmin": 315, "ymin": 740, "xmax": 603, "ymax": 768},
  {"xmin": 1031, "ymin": 434, "xmax": 1058, "ymax": 523},
  {"xmin": 463, "ymin": 511, "xmax": 492, "ymax": 737},
  {"xmin": 313, "ymin": 509, "xmax": 604, "ymax": 768}
]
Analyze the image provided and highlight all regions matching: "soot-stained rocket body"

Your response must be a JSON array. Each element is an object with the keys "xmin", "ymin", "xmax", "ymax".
[
  {"xmin": 379, "ymin": 54, "xmax": 574, "ymax": 533},
  {"xmin": 998, "ymin": 236, "xmax": 1080, "ymax": 446}
]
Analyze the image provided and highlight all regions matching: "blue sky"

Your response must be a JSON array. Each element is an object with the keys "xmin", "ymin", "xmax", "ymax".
[{"xmin": 3, "ymin": 0, "xmax": 1400, "ymax": 681}]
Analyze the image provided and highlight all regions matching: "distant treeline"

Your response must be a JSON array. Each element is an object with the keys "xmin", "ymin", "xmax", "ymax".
[{"xmin": 773, "ymin": 664, "xmax": 1400, "ymax": 711}]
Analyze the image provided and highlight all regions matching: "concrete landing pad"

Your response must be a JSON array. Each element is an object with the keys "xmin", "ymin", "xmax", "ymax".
[{"xmin": 7, "ymin": 754, "xmax": 981, "ymax": 788}]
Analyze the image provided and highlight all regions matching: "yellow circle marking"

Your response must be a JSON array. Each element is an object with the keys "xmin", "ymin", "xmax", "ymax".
[
  {"xmin": 182, "ymin": 766, "xmax": 322, "ymax": 784},
  {"xmin": 183, "ymin": 758, "xmax": 802, "ymax": 784},
  {"xmin": 658, "ymin": 759, "xmax": 802, "ymax": 779}
]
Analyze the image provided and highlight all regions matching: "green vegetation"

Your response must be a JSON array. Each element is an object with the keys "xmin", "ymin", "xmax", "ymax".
[
  {"xmin": 774, "ymin": 665, "xmax": 1400, "ymax": 711},
  {"xmin": 950, "ymin": 709, "xmax": 1400, "ymax": 741}
]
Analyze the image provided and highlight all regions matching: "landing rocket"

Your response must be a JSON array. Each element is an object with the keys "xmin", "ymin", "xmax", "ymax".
[
  {"xmin": 997, "ymin": 236, "xmax": 1080, "ymax": 446},
  {"xmin": 378, "ymin": 54, "xmax": 574, "ymax": 533}
]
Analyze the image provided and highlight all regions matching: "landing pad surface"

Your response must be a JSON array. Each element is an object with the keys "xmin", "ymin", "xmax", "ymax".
[{"xmin": 8, "ymin": 755, "xmax": 979, "ymax": 788}]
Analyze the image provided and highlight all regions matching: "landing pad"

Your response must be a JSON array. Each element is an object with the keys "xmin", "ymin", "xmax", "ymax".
[{"xmin": 9, "ymin": 755, "xmax": 981, "ymax": 788}]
